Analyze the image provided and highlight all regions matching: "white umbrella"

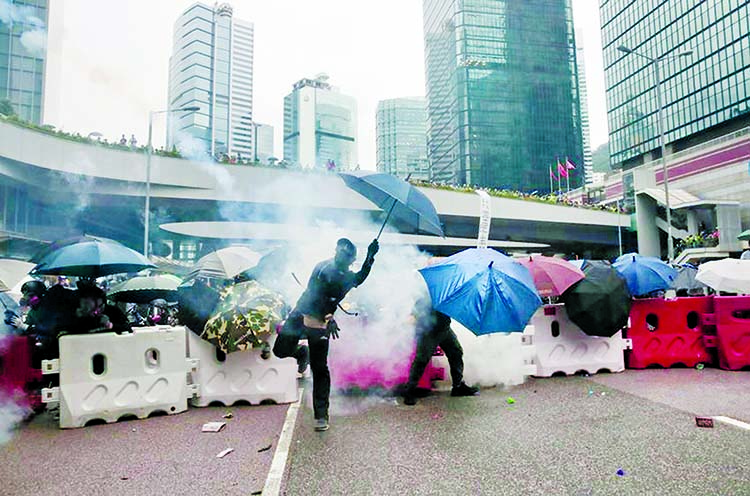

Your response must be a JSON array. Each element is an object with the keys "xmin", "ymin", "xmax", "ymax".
[
  {"xmin": 696, "ymin": 259, "xmax": 750, "ymax": 294},
  {"xmin": 185, "ymin": 246, "xmax": 262, "ymax": 281},
  {"xmin": 0, "ymin": 259, "xmax": 35, "ymax": 292}
]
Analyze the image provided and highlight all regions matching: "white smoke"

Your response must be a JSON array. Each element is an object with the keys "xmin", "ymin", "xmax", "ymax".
[
  {"xmin": 0, "ymin": 398, "xmax": 25, "ymax": 446},
  {"xmin": 173, "ymin": 130, "xmax": 211, "ymax": 163}
]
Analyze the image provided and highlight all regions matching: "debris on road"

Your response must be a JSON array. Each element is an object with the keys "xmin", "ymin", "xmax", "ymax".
[
  {"xmin": 506, "ymin": 397, "xmax": 516, "ymax": 405},
  {"xmin": 616, "ymin": 469, "xmax": 626, "ymax": 477},
  {"xmin": 696, "ymin": 363, "xmax": 705, "ymax": 370},
  {"xmin": 258, "ymin": 444, "xmax": 272, "ymax": 453},
  {"xmin": 202, "ymin": 421, "xmax": 226, "ymax": 433},
  {"xmin": 588, "ymin": 388, "xmax": 594, "ymax": 396},
  {"xmin": 223, "ymin": 412, "xmax": 234, "ymax": 419},
  {"xmin": 431, "ymin": 413, "xmax": 443, "ymax": 420},
  {"xmin": 251, "ymin": 491, "xmax": 262, "ymax": 495},
  {"xmin": 120, "ymin": 477, "xmax": 129, "ymax": 481},
  {"xmin": 695, "ymin": 416, "xmax": 714, "ymax": 428},
  {"xmin": 216, "ymin": 448, "xmax": 234, "ymax": 458}
]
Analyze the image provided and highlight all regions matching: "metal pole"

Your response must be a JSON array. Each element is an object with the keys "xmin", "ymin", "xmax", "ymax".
[
  {"xmin": 617, "ymin": 199, "xmax": 623, "ymax": 257},
  {"xmin": 654, "ymin": 59, "xmax": 674, "ymax": 261},
  {"xmin": 144, "ymin": 111, "xmax": 153, "ymax": 256}
]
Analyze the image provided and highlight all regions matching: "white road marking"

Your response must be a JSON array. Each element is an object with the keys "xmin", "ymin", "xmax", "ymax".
[
  {"xmin": 262, "ymin": 387, "xmax": 304, "ymax": 496},
  {"xmin": 714, "ymin": 416, "xmax": 750, "ymax": 431}
]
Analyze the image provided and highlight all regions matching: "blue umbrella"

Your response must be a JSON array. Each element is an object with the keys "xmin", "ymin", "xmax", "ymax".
[
  {"xmin": 31, "ymin": 236, "xmax": 155, "ymax": 278},
  {"xmin": 419, "ymin": 248, "xmax": 542, "ymax": 335},
  {"xmin": 339, "ymin": 171, "xmax": 444, "ymax": 238},
  {"xmin": 613, "ymin": 253, "xmax": 677, "ymax": 297}
]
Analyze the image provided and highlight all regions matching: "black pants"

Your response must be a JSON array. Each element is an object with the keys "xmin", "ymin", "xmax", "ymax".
[
  {"xmin": 406, "ymin": 326, "xmax": 464, "ymax": 391},
  {"xmin": 273, "ymin": 313, "xmax": 331, "ymax": 421}
]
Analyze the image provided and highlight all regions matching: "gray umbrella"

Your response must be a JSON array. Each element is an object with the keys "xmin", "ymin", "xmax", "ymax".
[{"xmin": 671, "ymin": 264, "xmax": 706, "ymax": 292}]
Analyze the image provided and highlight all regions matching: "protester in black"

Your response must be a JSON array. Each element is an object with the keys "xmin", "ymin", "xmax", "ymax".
[
  {"xmin": 402, "ymin": 297, "xmax": 479, "ymax": 406},
  {"xmin": 274, "ymin": 238, "xmax": 379, "ymax": 432}
]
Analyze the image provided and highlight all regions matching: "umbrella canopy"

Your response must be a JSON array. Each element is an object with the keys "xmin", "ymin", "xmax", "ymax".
[
  {"xmin": 186, "ymin": 246, "xmax": 261, "ymax": 281},
  {"xmin": 568, "ymin": 259, "xmax": 588, "ymax": 271},
  {"xmin": 671, "ymin": 263, "xmax": 706, "ymax": 292},
  {"xmin": 30, "ymin": 236, "xmax": 155, "ymax": 278},
  {"xmin": 339, "ymin": 171, "xmax": 444, "ymax": 237},
  {"xmin": 613, "ymin": 253, "xmax": 677, "ymax": 297},
  {"xmin": 518, "ymin": 255, "xmax": 585, "ymax": 297},
  {"xmin": 418, "ymin": 248, "xmax": 541, "ymax": 335},
  {"xmin": 202, "ymin": 281, "xmax": 287, "ymax": 353},
  {"xmin": 0, "ymin": 259, "xmax": 34, "ymax": 292},
  {"xmin": 696, "ymin": 258, "xmax": 750, "ymax": 294},
  {"xmin": 562, "ymin": 260, "xmax": 631, "ymax": 337},
  {"xmin": 109, "ymin": 274, "xmax": 182, "ymax": 304},
  {"xmin": 738, "ymin": 229, "xmax": 750, "ymax": 241}
]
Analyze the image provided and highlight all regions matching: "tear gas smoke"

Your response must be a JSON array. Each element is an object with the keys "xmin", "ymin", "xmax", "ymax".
[{"xmin": 0, "ymin": 335, "xmax": 28, "ymax": 446}]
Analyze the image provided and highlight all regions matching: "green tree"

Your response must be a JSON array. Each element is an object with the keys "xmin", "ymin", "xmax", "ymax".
[
  {"xmin": 592, "ymin": 142, "xmax": 611, "ymax": 173},
  {"xmin": 0, "ymin": 99, "xmax": 16, "ymax": 117}
]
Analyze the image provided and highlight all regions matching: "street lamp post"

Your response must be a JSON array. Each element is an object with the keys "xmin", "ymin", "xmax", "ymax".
[
  {"xmin": 617, "ymin": 45, "xmax": 692, "ymax": 262},
  {"xmin": 143, "ymin": 106, "xmax": 200, "ymax": 256}
]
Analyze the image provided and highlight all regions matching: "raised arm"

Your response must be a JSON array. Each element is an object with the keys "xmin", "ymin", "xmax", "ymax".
[{"xmin": 353, "ymin": 239, "xmax": 379, "ymax": 287}]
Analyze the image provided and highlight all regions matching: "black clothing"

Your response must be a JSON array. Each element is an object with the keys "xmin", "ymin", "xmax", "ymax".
[
  {"xmin": 72, "ymin": 304, "xmax": 132, "ymax": 335},
  {"xmin": 177, "ymin": 282, "xmax": 220, "ymax": 333},
  {"xmin": 406, "ymin": 308, "xmax": 464, "ymax": 390},
  {"xmin": 295, "ymin": 255, "xmax": 375, "ymax": 320}
]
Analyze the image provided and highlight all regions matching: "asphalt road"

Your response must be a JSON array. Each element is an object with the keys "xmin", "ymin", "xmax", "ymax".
[{"xmin": 283, "ymin": 373, "xmax": 750, "ymax": 496}]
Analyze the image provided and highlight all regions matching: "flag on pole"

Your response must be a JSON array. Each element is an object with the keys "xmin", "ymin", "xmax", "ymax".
[
  {"xmin": 557, "ymin": 160, "xmax": 568, "ymax": 178},
  {"xmin": 566, "ymin": 158, "xmax": 576, "ymax": 170},
  {"xmin": 549, "ymin": 166, "xmax": 557, "ymax": 180}
]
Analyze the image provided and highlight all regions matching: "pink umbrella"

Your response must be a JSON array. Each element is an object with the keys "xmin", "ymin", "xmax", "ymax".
[{"xmin": 519, "ymin": 255, "xmax": 585, "ymax": 297}]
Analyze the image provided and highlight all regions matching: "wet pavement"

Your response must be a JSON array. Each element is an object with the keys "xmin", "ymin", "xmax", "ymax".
[
  {"xmin": 284, "ymin": 372, "xmax": 750, "ymax": 496},
  {"xmin": 1, "ymin": 370, "xmax": 749, "ymax": 495},
  {"xmin": 0, "ymin": 404, "xmax": 288, "ymax": 496}
]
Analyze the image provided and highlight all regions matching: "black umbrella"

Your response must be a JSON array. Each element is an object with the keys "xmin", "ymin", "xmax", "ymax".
[
  {"xmin": 30, "ymin": 236, "xmax": 155, "ymax": 278},
  {"xmin": 561, "ymin": 260, "xmax": 632, "ymax": 337},
  {"xmin": 339, "ymin": 171, "xmax": 444, "ymax": 238}
]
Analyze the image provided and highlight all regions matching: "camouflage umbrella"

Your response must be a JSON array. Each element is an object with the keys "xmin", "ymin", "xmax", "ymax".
[{"xmin": 201, "ymin": 281, "xmax": 287, "ymax": 353}]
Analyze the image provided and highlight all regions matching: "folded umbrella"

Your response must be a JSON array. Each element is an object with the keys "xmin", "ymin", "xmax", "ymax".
[
  {"xmin": 519, "ymin": 255, "xmax": 585, "ymax": 297},
  {"xmin": 562, "ymin": 260, "xmax": 631, "ymax": 337},
  {"xmin": 340, "ymin": 171, "xmax": 443, "ymax": 238},
  {"xmin": 109, "ymin": 274, "xmax": 182, "ymax": 304},
  {"xmin": 418, "ymin": 248, "xmax": 541, "ymax": 335},
  {"xmin": 613, "ymin": 253, "xmax": 677, "ymax": 297},
  {"xmin": 696, "ymin": 258, "xmax": 750, "ymax": 294},
  {"xmin": 30, "ymin": 236, "xmax": 155, "ymax": 278},
  {"xmin": 202, "ymin": 281, "xmax": 287, "ymax": 353}
]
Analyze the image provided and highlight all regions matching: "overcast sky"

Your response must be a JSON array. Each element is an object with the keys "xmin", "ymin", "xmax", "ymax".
[{"xmin": 45, "ymin": 0, "xmax": 608, "ymax": 165}]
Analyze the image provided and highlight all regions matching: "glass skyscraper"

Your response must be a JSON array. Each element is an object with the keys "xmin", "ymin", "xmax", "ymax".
[
  {"xmin": 283, "ymin": 75, "xmax": 357, "ymax": 170},
  {"xmin": 423, "ymin": 0, "xmax": 584, "ymax": 192},
  {"xmin": 376, "ymin": 97, "xmax": 429, "ymax": 180},
  {"xmin": 0, "ymin": 0, "xmax": 48, "ymax": 124},
  {"xmin": 602, "ymin": 1, "xmax": 750, "ymax": 169},
  {"xmin": 167, "ymin": 2, "xmax": 254, "ymax": 158}
]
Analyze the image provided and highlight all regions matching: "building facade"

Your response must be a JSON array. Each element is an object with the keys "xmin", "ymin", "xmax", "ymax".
[
  {"xmin": 576, "ymin": 33, "xmax": 594, "ymax": 188},
  {"xmin": 0, "ymin": 0, "xmax": 48, "ymax": 124},
  {"xmin": 166, "ymin": 3, "xmax": 255, "ymax": 158},
  {"xmin": 602, "ymin": 1, "xmax": 750, "ymax": 170},
  {"xmin": 376, "ymin": 97, "xmax": 429, "ymax": 180},
  {"xmin": 422, "ymin": 0, "xmax": 584, "ymax": 192},
  {"xmin": 255, "ymin": 122, "xmax": 274, "ymax": 163},
  {"xmin": 283, "ymin": 75, "xmax": 357, "ymax": 170}
]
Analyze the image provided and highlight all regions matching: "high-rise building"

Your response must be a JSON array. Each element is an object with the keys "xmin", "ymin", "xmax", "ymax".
[
  {"xmin": 254, "ymin": 122, "xmax": 274, "ymax": 163},
  {"xmin": 422, "ymin": 0, "xmax": 584, "ymax": 192},
  {"xmin": 283, "ymin": 75, "xmax": 357, "ymax": 170},
  {"xmin": 576, "ymin": 32, "xmax": 594, "ymax": 188},
  {"xmin": 167, "ymin": 3, "xmax": 254, "ymax": 158},
  {"xmin": 602, "ymin": 1, "xmax": 750, "ymax": 170},
  {"xmin": 376, "ymin": 97, "xmax": 429, "ymax": 180},
  {"xmin": 0, "ymin": 0, "xmax": 48, "ymax": 124}
]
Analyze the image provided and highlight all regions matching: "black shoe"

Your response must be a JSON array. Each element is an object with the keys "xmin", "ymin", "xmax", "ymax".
[
  {"xmin": 296, "ymin": 345, "xmax": 309, "ymax": 374},
  {"xmin": 402, "ymin": 389, "xmax": 417, "ymax": 406},
  {"xmin": 451, "ymin": 382, "xmax": 479, "ymax": 397},
  {"xmin": 314, "ymin": 418, "xmax": 329, "ymax": 431}
]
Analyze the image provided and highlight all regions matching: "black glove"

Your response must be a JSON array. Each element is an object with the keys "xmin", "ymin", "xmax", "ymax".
[
  {"xmin": 367, "ymin": 239, "xmax": 379, "ymax": 258},
  {"xmin": 327, "ymin": 319, "xmax": 340, "ymax": 340}
]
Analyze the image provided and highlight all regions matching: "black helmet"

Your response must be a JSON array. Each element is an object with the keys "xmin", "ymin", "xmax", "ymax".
[{"xmin": 21, "ymin": 280, "xmax": 46, "ymax": 297}]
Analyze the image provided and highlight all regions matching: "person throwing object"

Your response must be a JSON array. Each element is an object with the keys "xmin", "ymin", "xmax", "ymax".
[
  {"xmin": 402, "ymin": 297, "xmax": 479, "ymax": 406},
  {"xmin": 274, "ymin": 238, "xmax": 379, "ymax": 432}
]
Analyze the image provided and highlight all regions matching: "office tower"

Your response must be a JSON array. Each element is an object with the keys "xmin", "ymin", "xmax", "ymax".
[
  {"xmin": 576, "ymin": 32, "xmax": 593, "ymax": 187},
  {"xmin": 283, "ymin": 74, "xmax": 357, "ymax": 170},
  {"xmin": 376, "ymin": 97, "xmax": 429, "ymax": 180}
]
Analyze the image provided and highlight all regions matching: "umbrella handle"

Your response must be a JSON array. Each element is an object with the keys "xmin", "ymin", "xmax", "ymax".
[{"xmin": 376, "ymin": 173, "xmax": 412, "ymax": 241}]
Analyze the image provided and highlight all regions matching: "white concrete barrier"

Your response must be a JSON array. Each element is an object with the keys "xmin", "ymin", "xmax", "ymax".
[
  {"xmin": 48, "ymin": 326, "xmax": 193, "ymax": 428},
  {"xmin": 187, "ymin": 331, "xmax": 297, "ymax": 407},
  {"xmin": 529, "ymin": 304, "xmax": 630, "ymax": 377}
]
